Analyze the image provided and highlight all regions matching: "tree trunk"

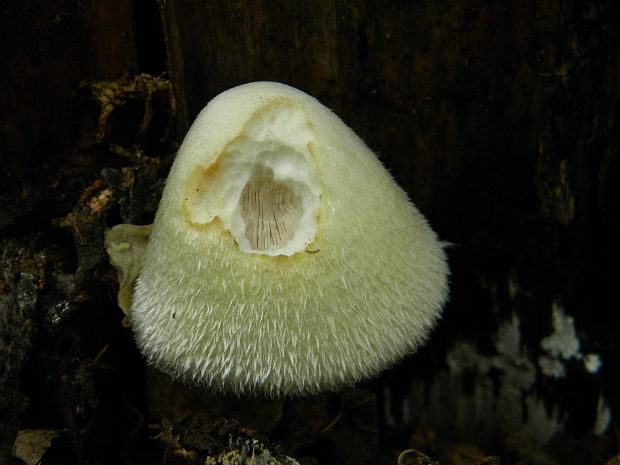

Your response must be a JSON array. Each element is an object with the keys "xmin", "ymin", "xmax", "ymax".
[{"xmin": 1, "ymin": 1, "xmax": 618, "ymax": 464}]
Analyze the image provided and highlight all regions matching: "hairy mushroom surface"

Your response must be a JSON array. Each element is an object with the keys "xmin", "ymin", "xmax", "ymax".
[{"xmin": 107, "ymin": 82, "xmax": 449, "ymax": 397}]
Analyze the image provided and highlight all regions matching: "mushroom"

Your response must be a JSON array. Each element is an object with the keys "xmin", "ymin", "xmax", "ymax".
[{"xmin": 106, "ymin": 82, "xmax": 449, "ymax": 397}]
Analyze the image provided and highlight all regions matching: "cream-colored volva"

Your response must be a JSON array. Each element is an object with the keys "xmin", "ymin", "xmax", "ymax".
[{"xmin": 113, "ymin": 82, "xmax": 449, "ymax": 397}]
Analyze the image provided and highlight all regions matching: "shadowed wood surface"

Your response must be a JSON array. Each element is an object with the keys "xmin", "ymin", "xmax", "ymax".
[{"xmin": 1, "ymin": 1, "xmax": 618, "ymax": 464}]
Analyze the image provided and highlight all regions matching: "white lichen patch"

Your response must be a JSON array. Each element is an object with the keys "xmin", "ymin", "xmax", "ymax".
[
  {"xmin": 538, "ymin": 302, "xmax": 578, "ymax": 377},
  {"xmin": 406, "ymin": 312, "xmax": 560, "ymax": 460},
  {"xmin": 538, "ymin": 301, "xmax": 602, "ymax": 378},
  {"xmin": 594, "ymin": 395, "xmax": 612, "ymax": 435},
  {"xmin": 541, "ymin": 302, "xmax": 580, "ymax": 360},
  {"xmin": 537, "ymin": 356, "xmax": 567, "ymax": 379},
  {"xmin": 400, "ymin": 299, "xmax": 607, "ymax": 461},
  {"xmin": 583, "ymin": 353, "xmax": 602, "ymax": 374}
]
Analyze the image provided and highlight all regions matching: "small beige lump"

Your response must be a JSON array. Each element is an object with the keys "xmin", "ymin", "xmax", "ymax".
[{"xmin": 106, "ymin": 82, "xmax": 449, "ymax": 397}]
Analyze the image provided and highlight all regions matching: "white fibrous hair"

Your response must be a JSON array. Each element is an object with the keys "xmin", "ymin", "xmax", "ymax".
[{"xmin": 127, "ymin": 82, "xmax": 449, "ymax": 397}]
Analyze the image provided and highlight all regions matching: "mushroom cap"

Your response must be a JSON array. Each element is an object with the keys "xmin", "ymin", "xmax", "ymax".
[{"xmin": 132, "ymin": 82, "xmax": 449, "ymax": 396}]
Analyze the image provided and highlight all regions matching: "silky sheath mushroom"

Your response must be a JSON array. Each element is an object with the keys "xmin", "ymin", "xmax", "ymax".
[{"xmin": 107, "ymin": 82, "xmax": 449, "ymax": 397}]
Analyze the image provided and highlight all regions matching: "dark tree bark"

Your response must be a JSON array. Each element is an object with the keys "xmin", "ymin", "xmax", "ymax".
[{"xmin": 1, "ymin": 1, "xmax": 618, "ymax": 465}]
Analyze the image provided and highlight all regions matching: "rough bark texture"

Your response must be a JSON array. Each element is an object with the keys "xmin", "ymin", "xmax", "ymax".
[{"xmin": 1, "ymin": 1, "xmax": 618, "ymax": 465}]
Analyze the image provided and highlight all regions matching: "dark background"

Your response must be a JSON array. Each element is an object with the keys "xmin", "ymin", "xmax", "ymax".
[{"xmin": 1, "ymin": 1, "xmax": 619, "ymax": 464}]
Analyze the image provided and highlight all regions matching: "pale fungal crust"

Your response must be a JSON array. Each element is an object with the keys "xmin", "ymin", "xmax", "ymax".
[{"xmin": 122, "ymin": 82, "xmax": 449, "ymax": 397}]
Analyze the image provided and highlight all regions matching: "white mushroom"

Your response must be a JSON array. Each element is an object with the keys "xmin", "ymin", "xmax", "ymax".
[{"xmin": 107, "ymin": 82, "xmax": 449, "ymax": 397}]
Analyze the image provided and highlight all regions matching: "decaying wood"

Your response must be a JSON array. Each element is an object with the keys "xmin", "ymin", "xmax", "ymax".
[{"xmin": 1, "ymin": 1, "xmax": 618, "ymax": 464}]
